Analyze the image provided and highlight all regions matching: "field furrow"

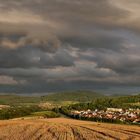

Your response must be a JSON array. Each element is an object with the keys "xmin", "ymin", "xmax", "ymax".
[{"xmin": 0, "ymin": 118, "xmax": 140, "ymax": 140}]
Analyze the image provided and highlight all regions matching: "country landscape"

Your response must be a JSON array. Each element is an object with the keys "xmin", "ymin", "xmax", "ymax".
[
  {"xmin": 0, "ymin": 91, "xmax": 140, "ymax": 139},
  {"xmin": 1, "ymin": 0, "xmax": 140, "ymax": 139}
]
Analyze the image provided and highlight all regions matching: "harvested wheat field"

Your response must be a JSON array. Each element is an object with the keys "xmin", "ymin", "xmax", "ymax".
[{"xmin": 0, "ymin": 118, "xmax": 140, "ymax": 140}]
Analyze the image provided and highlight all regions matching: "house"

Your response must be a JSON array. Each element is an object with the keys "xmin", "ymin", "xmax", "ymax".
[
  {"xmin": 0, "ymin": 105, "xmax": 10, "ymax": 110},
  {"xmin": 107, "ymin": 108, "xmax": 123, "ymax": 112},
  {"xmin": 133, "ymin": 119, "xmax": 140, "ymax": 124}
]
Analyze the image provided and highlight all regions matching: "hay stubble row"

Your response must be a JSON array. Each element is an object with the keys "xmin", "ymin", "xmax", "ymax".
[{"xmin": 0, "ymin": 118, "xmax": 140, "ymax": 140}]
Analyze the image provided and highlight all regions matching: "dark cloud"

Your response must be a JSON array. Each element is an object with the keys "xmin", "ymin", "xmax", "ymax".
[
  {"xmin": 61, "ymin": 35, "xmax": 125, "ymax": 51},
  {"xmin": 0, "ymin": 0, "xmax": 140, "ymax": 94},
  {"xmin": 0, "ymin": 46, "xmax": 74, "ymax": 68}
]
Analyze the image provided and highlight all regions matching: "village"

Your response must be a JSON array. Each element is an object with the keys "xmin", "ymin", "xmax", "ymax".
[{"xmin": 71, "ymin": 108, "xmax": 140, "ymax": 124}]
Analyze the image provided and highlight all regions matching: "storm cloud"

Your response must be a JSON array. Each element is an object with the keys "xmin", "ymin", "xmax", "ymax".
[{"xmin": 0, "ymin": 0, "xmax": 140, "ymax": 94}]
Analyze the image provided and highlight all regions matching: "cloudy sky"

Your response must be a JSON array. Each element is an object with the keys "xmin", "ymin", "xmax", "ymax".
[{"xmin": 0, "ymin": 0, "xmax": 140, "ymax": 95}]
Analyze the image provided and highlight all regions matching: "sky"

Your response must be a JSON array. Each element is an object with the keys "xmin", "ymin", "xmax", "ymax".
[{"xmin": 0, "ymin": 0, "xmax": 140, "ymax": 95}]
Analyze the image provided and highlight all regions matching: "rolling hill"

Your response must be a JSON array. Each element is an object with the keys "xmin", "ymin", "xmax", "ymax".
[
  {"xmin": 41, "ymin": 90, "xmax": 103, "ymax": 102},
  {"xmin": 0, "ymin": 91, "xmax": 103, "ymax": 106},
  {"xmin": 0, "ymin": 95, "xmax": 41, "ymax": 105}
]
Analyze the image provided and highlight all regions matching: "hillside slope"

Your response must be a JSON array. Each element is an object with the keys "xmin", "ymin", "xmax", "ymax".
[
  {"xmin": 0, "ymin": 118, "xmax": 140, "ymax": 140},
  {"xmin": 0, "ymin": 95, "xmax": 41, "ymax": 105},
  {"xmin": 0, "ymin": 91, "xmax": 102, "ymax": 105},
  {"xmin": 41, "ymin": 91, "xmax": 102, "ymax": 102}
]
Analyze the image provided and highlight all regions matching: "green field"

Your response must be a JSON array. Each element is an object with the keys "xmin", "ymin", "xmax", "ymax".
[{"xmin": 30, "ymin": 111, "xmax": 60, "ymax": 118}]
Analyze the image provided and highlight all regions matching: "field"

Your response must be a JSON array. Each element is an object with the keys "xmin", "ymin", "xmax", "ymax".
[{"xmin": 0, "ymin": 118, "xmax": 140, "ymax": 140}]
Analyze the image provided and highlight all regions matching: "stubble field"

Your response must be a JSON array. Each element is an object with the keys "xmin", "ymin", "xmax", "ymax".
[{"xmin": 0, "ymin": 118, "xmax": 140, "ymax": 140}]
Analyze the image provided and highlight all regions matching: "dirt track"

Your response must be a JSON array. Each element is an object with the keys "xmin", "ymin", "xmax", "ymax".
[{"xmin": 0, "ymin": 118, "xmax": 140, "ymax": 140}]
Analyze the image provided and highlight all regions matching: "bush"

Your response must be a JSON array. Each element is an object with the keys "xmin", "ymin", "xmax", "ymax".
[{"xmin": 0, "ymin": 105, "xmax": 42, "ymax": 120}]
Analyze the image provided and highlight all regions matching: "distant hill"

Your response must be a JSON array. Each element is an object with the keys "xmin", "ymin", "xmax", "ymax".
[
  {"xmin": 1, "ymin": 92, "xmax": 139, "ymax": 106},
  {"xmin": 41, "ymin": 90, "xmax": 103, "ymax": 102},
  {"xmin": 0, "ymin": 91, "xmax": 103, "ymax": 105},
  {"xmin": 0, "ymin": 95, "xmax": 41, "ymax": 105}
]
